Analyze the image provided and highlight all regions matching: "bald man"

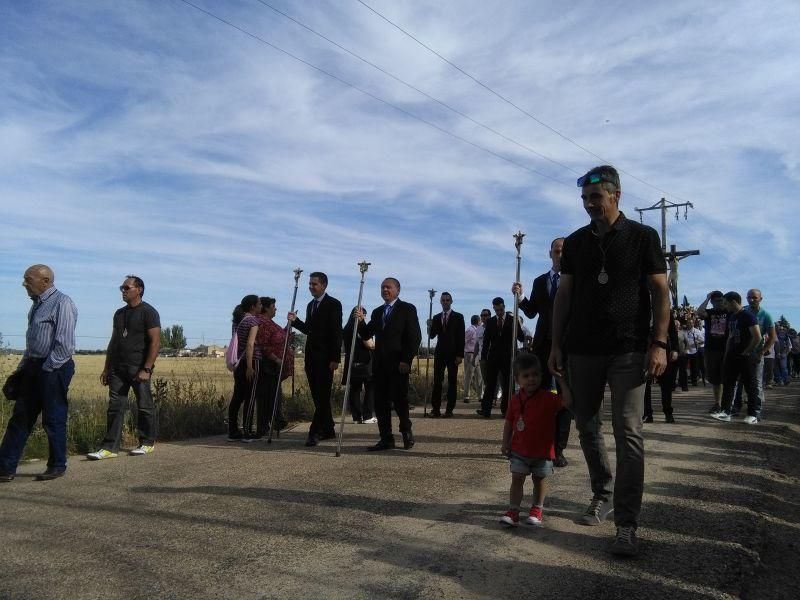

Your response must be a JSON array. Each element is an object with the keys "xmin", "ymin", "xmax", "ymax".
[{"xmin": 0, "ymin": 265, "xmax": 78, "ymax": 482}]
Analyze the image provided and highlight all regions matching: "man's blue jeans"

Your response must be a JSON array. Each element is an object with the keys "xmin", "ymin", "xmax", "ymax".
[
  {"xmin": 568, "ymin": 352, "xmax": 646, "ymax": 529},
  {"xmin": 0, "ymin": 359, "xmax": 74, "ymax": 474}
]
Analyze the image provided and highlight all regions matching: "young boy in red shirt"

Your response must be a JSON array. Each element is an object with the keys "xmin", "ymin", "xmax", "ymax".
[{"xmin": 500, "ymin": 353, "xmax": 571, "ymax": 526}]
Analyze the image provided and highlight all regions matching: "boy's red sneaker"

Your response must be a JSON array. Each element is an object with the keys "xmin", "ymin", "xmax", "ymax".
[
  {"xmin": 499, "ymin": 509, "xmax": 520, "ymax": 527},
  {"xmin": 526, "ymin": 506, "xmax": 543, "ymax": 526}
]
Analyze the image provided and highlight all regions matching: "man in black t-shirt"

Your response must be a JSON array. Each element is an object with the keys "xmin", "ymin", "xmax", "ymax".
[
  {"xmin": 712, "ymin": 291, "xmax": 761, "ymax": 423},
  {"xmin": 697, "ymin": 290, "xmax": 729, "ymax": 412},
  {"xmin": 549, "ymin": 165, "xmax": 669, "ymax": 557},
  {"xmin": 88, "ymin": 275, "xmax": 161, "ymax": 460}
]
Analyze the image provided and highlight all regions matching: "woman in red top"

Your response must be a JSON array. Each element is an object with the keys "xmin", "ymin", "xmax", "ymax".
[{"xmin": 257, "ymin": 297, "xmax": 291, "ymax": 433}]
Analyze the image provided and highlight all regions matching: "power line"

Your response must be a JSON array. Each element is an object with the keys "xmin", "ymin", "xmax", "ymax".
[
  {"xmin": 354, "ymin": 0, "xmax": 697, "ymax": 204},
  {"xmin": 175, "ymin": 0, "xmax": 576, "ymax": 189},
  {"xmin": 251, "ymin": 0, "xmax": 581, "ymax": 176}
]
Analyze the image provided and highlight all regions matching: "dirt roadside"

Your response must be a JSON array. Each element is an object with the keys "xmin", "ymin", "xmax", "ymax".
[{"xmin": 0, "ymin": 385, "xmax": 797, "ymax": 599}]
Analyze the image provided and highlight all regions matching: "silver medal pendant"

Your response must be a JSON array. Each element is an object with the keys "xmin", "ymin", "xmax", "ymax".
[
  {"xmin": 516, "ymin": 418, "xmax": 525, "ymax": 432},
  {"xmin": 122, "ymin": 328, "xmax": 128, "ymax": 338},
  {"xmin": 597, "ymin": 270, "xmax": 609, "ymax": 285}
]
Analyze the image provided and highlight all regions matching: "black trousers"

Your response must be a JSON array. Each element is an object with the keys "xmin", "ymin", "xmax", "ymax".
[
  {"xmin": 373, "ymin": 363, "xmax": 411, "ymax": 440},
  {"xmin": 643, "ymin": 362, "xmax": 675, "ymax": 418},
  {"xmin": 348, "ymin": 378, "xmax": 374, "ymax": 421},
  {"xmin": 431, "ymin": 355, "xmax": 459, "ymax": 413},
  {"xmin": 306, "ymin": 361, "xmax": 335, "ymax": 437},
  {"xmin": 480, "ymin": 357, "xmax": 510, "ymax": 416}
]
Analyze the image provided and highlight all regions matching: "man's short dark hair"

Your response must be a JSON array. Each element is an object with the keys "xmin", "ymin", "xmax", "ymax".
[
  {"xmin": 126, "ymin": 275, "xmax": 145, "ymax": 295},
  {"xmin": 441, "ymin": 291, "xmax": 452, "ymax": 300},
  {"xmin": 384, "ymin": 277, "xmax": 401, "ymax": 290},
  {"xmin": 480, "ymin": 308, "xmax": 491, "ymax": 315},
  {"xmin": 513, "ymin": 352, "xmax": 542, "ymax": 376},
  {"xmin": 550, "ymin": 237, "xmax": 565, "ymax": 249},
  {"xmin": 709, "ymin": 290, "xmax": 724, "ymax": 300},
  {"xmin": 471, "ymin": 315, "xmax": 480, "ymax": 325},
  {"xmin": 309, "ymin": 272, "xmax": 328, "ymax": 286},
  {"xmin": 723, "ymin": 291, "xmax": 741, "ymax": 304},
  {"xmin": 492, "ymin": 297, "xmax": 504, "ymax": 306},
  {"xmin": 577, "ymin": 165, "xmax": 620, "ymax": 193}
]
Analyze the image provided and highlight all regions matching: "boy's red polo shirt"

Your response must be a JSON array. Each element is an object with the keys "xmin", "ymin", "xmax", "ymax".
[{"xmin": 505, "ymin": 388, "xmax": 562, "ymax": 459}]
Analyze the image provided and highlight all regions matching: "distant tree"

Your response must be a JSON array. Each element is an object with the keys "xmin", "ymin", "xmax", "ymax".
[
  {"xmin": 160, "ymin": 324, "xmax": 187, "ymax": 350},
  {"xmin": 0, "ymin": 331, "xmax": 5, "ymax": 354}
]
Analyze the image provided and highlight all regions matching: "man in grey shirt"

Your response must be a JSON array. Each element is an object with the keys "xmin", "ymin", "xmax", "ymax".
[{"xmin": 88, "ymin": 275, "xmax": 161, "ymax": 460}]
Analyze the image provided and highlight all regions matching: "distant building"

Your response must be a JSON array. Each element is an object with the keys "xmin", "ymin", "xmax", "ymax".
[{"xmin": 192, "ymin": 344, "xmax": 226, "ymax": 358}]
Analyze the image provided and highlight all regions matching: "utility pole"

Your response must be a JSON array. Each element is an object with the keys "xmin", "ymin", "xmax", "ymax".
[{"xmin": 635, "ymin": 198, "xmax": 700, "ymax": 308}]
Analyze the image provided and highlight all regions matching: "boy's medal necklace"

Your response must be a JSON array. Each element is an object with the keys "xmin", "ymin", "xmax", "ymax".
[{"xmin": 516, "ymin": 390, "xmax": 531, "ymax": 432}]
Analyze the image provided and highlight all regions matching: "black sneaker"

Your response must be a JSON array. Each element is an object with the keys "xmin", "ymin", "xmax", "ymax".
[
  {"xmin": 609, "ymin": 526, "xmax": 639, "ymax": 557},
  {"xmin": 226, "ymin": 432, "xmax": 243, "ymax": 442},
  {"xmin": 579, "ymin": 496, "xmax": 613, "ymax": 526}
]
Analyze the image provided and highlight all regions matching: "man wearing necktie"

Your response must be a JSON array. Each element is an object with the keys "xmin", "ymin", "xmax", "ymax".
[
  {"xmin": 513, "ymin": 237, "xmax": 572, "ymax": 467},
  {"xmin": 477, "ymin": 297, "xmax": 524, "ymax": 418},
  {"xmin": 289, "ymin": 272, "xmax": 342, "ymax": 447},
  {"xmin": 428, "ymin": 292, "xmax": 465, "ymax": 417},
  {"xmin": 357, "ymin": 278, "xmax": 422, "ymax": 451}
]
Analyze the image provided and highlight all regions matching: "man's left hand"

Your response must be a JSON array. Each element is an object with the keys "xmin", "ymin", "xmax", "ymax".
[
  {"xmin": 136, "ymin": 370, "xmax": 152, "ymax": 382},
  {"xmin": 398, "ymin": 362, "xmax": 410, "ymax": 374},
  {"xmin": 329, "ymin": 361, "xmax": 339, "ymax": 372},
  {"xmin": 646, "ymin": 346, "xmax": 667, "ymax": 377},
  {"xmin": 455, "ymin": 357, "xmax": 463, "ymax": 366}
]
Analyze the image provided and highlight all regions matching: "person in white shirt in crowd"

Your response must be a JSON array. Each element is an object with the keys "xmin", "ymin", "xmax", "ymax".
[{"xmin": 463, "ymin": 315, "xmax": 482, "ymax": 402}]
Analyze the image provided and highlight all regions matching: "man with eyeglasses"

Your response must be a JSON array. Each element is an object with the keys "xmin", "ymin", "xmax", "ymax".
[
  {"xmin": 88, "ymin": 275, "xmax": 161, "ymax": 460},
  {"xmin": 549, "ymin": 165, "xmax": 669, "ymax": 557},
  {"xmin": 1, "ymin": 265, "xmax": 77, "ymax": 482}
]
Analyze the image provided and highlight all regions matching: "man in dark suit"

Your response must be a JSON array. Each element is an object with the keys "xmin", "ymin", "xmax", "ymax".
[
  {"xmin": 289, "ymin": 272, "xmax": 342, "ymax": 447},
  {"xmin": 476, "ymin": 297, "xmax": 524, "ymax": 418},
  {"xmin": 357, "ymin": 278, "xmax": 422, "ymax": 451},
  {"xmin": 513, "ymin": 237, "xmax": 571, "ymax": 466},
  {"xmin": 428, "ymin": 292, "xmax": 465, "ymax": 417}
]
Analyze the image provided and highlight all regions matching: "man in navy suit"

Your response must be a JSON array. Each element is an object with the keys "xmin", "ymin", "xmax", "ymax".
[
  {"xmin": 289, "ymin": 272, "xmax": 342, "ymax": 447},
  {"xmin": 476, "ymin": 297, "xmax": 524, "ymax": 418},
  {"xmin": 357, "ymin": 278, "xmax": 422, "ymax": 451},
  {"xmin": 428, "ymin": 292, "xmax": 465, "ymax": 417},
  {"xmin": 513, "ymin": 237, "xmax": 572, "ymax": 466}
]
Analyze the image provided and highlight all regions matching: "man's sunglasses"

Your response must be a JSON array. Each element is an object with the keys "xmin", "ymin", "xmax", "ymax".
[
  {"xmin": 120, "ymin": 285, "xmax": 136, "ymax": 291},
  {"xmin": 577, "ymin": 172, "xmax": 617, "ymax": 187}
]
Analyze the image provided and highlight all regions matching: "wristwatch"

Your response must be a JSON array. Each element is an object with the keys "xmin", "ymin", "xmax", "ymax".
[{"xmin": 650, "ymin": 339, "xmax": 668, "ymax": 350}]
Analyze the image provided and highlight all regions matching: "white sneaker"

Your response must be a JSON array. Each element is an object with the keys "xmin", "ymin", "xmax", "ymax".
[
  {"xmin": 129, "ymin": 445, "xmax": 154, "ymax": 456},
  {"xmin": 363, "ymin": 417, "xmax": 378, "ymax": 424},
  {"xmin": 742, "ymin": 415, "xmax": 759, "ymax": 425},
  {"xmin": 87, "ymin": 449, "xmax": 118, "ymax": 460},
  {"xmin": 713, "ymin": 412, "xmax": 731, "ymax": 422}
]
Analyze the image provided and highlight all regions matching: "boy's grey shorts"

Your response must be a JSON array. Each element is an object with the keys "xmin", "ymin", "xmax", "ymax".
[{"xmin": 509, "ymin": 452, "xmax": 554, "ymax": 478}]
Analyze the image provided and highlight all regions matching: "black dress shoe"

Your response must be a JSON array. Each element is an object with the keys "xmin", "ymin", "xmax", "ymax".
[
  {"xmin": 318, "ymin": 432, "xmax": 337, "ymax": 441},
  {"xmin": 443, "ymin": 411, "xmax": 453, "ymax": 418},
  {"xmin": 554, "ymin": 454, "xmax": 568, "ymax": 468},
  {"xmin": 0, "ymin": 472, "xmax": 14, "ymax": 483},
  {"xmin": 665, "ymin": 415, "xmax": 676, "ymax": 423},
  {"xmin": 304, "ymin": 436, "xmax": 319, "ymax": 447},
  {"xmin": 402, "ymin": 431, "xmax": 414, "ymax": 450},
  {"xmin": 428, "ymin": 411, "xmax": 441, "ymax": 418},
  {"xmin": 35, "ymin": 468, "xmax": 65, "ymax": 481},
  {"xmin": 367, "ymin": 438, "xmax": 395, "ymax": 451},
  {"xmin": 475, "ymin": 409, "xmax": 490, "ymax": 418}
]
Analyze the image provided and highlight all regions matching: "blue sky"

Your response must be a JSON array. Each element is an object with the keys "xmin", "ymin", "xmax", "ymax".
[{"xmin": 1, "ymin": 0, "xmax": 799, "ymax": 350}]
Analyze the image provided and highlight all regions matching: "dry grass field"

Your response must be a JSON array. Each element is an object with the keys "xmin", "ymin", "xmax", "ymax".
[{"xmin": 0, "ymin": 353, "xmax": 441, "ymax": 460}]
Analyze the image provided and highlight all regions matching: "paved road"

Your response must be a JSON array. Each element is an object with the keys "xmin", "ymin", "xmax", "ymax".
[{"xmin": 1, "ymin": 384, "xmax": 798, "ymax": 599}]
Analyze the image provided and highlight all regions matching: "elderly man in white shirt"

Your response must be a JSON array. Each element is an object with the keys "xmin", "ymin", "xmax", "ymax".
[{"xmin": 463, "ymin": 315, "xmax": 483, "ymax": 402}]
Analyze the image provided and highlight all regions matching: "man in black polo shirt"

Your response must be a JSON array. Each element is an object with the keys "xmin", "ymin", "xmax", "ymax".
[
  {"xmin": 89, "ymin": 275, "xmax": 161, "ymax": 460},
  {"xmin": 549, "ymin": 165, "xmax": 669, "ymax": 557}
]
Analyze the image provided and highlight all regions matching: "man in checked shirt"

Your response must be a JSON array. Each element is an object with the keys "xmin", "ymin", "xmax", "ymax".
[{"xmin": 0, "ymin": 264, "xmax": 78, "ymax": 482}]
